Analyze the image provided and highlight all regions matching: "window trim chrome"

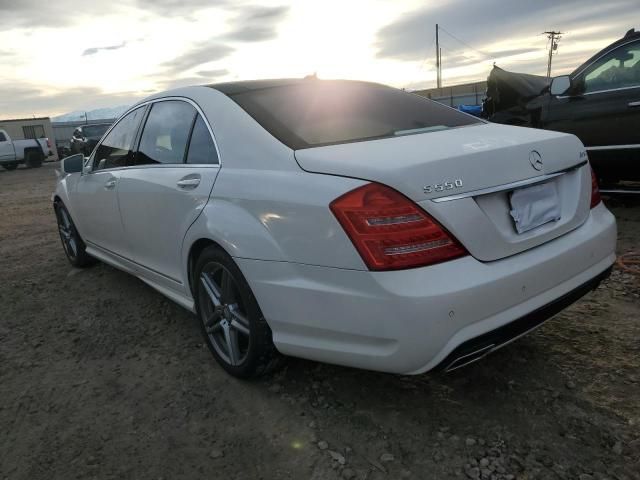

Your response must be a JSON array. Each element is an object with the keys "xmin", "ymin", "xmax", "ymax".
[
  {"xmin": 89, "ymin": 95, "xmax": 222, "ymax": 174},
  {"xmin": 556, "ymin": 84, "xmax": 640, "ymax": 99},
  {"xmin": 585, "ymin": 144, "xmax": 640, "ymax": 151},
  {"xmin": 430, "ymin": 161, "xmax": 586, "ymax": 203}
]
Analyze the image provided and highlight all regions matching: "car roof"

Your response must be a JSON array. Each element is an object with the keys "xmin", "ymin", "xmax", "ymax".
[
  {"xmin": 572, "ymin": 28, "xmax": 640, "ymax": 76},
  {"xmin": 207, "ymin": 78, "xmax": 384, "ymax": 95}
]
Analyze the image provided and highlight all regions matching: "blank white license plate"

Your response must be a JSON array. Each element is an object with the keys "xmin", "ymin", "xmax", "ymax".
[{"xmin": 509, "ymin": 181, "xmax": 561, "ymax": 234}]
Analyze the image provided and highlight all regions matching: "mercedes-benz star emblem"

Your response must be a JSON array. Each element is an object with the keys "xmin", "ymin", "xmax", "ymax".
[{"xmin": 529, "ymin": 151, "xmax": 543, "ymax": 171}]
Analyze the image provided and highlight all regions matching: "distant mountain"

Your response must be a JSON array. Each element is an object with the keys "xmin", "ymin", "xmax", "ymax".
[{"xmin": 52, "ymin": 105, "xmax": 129, "ymax": 122}]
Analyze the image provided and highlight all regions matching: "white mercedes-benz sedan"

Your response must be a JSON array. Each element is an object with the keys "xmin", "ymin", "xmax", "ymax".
[{"xmin": 53, "ymin": 79, "xmax": 617, "ymax": 378}]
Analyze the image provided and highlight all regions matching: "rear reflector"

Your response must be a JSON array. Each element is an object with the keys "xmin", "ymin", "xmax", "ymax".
[
  {"xmin": 330, "ymin": 183, "xmax": 467, "ymax": 271},
  {"xmin": 590, "ymin": 166, "xmax": 601, "ymax": 208}
]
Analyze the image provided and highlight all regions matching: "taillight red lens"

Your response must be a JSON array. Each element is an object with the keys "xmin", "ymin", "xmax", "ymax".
[
  {"xmin": 330, "ymin": 183, "xmax": 467, "ymax": 271},
  {"xmin": 46, "ymin": 138, "xmax": 52, "ymax": 148},
  {"xmin": 590, "ymin": 167, "xmax": 601, "ymax": 208}
]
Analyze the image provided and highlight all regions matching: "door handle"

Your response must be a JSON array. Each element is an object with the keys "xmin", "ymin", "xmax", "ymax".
[
  {"xmin": 176, "ymin": 177, "xmax": 201, "ymax": 188},
  {"xmin": 628, "ymin": 101, "xmax": 640, "ymax": 108},
  {"xmin": 104, "ymin": 178, "xmax": 117, "ymax": 189}
]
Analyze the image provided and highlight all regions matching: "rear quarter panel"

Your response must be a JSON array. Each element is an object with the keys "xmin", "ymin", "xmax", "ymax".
[{"xmin": 183, "ymin": 167, "xmax": 367, "ymax": 270}]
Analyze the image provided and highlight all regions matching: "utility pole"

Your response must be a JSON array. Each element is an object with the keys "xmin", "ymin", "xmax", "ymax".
[
  {"xmin": 435, "ymin": 24, "xmax": 441, "ymax": 88},
  {"xmin": 543, "ymin": 30, "xmax": 563, "ymax": 78},
  {"xmin": 439, "ymin": 47, "xmax": 442, "ymax": 84}
]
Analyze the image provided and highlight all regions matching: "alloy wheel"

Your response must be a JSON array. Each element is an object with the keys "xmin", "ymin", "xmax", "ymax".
[
  {"xmin": 198, "ymin": 263, "xmax": 251, "ymax": 366},
  {"xmin": 56, "ymin": 206, "xmax": 78, "ymax": 260}
]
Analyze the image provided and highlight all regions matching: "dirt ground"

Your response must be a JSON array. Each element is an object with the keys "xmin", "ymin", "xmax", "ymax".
[{"xmin": 1, "ymin": 163, "xmax": 639, "ymax": 480}]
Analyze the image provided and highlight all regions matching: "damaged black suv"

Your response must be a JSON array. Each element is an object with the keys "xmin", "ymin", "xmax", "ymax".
[{"xmin": 485, "ymin": 29, "xmax": 640, "ymax": 184}]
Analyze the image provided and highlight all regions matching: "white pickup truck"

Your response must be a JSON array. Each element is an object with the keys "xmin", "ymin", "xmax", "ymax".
[{"xmin": 0, "ymin": 128, "xmax": 52, "ymax": 170}]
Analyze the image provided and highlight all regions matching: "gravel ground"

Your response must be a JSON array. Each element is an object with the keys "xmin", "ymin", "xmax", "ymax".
[{"xmin": 1, "ymin": 163, "xmax": 639, "ymax": 480}]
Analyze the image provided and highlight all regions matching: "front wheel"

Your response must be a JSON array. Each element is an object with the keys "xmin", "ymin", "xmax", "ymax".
[
  {"xmin": 2, "ymin": 162, "xmax": 18, "ymax": 171},
  {"xmin": 194, "ymin": 246, "xmax": 282, "ymax": 378},
  {"xmin": 54, "ymin": 202, "xmax": 95, "ymax": 268}
]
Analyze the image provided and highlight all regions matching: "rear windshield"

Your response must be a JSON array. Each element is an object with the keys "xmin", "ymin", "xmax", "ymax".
[{"xmin": 228, "ymin": 81, "xmax": 482, "ymax": 149}]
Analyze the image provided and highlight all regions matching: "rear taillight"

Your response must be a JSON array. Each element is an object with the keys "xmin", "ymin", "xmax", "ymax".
[
  {"xmin": 330, "ymin": 183, "xmax": 467, "ymax": 271},
  {"xmin": 46, "ymin": 138, "xmax": 51, "ymax": 148},
  {"xmin": 590, "ymin": 167, "xmax": 601, "ymax": 208}
]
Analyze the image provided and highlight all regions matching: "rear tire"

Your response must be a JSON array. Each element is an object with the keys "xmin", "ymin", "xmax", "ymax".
[
  {"xmin": 54, "ymin": 202, "xmax": 96, "ymax": 268},
  {"xmin": 25, "ymin": 149, "xmax": 43, "ymax": 168},
  {"xmin": 3, "ymin": 163, "xmax": 18, "ymax": 171},
  {"xmin": 194, "ymin": 246, "xmax": 282, "ymax": 378}
]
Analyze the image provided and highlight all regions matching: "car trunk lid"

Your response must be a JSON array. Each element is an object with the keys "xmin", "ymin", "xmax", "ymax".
[{"xmin": 294, "ymin": 123, "xmax": 591, "ymax": 261}]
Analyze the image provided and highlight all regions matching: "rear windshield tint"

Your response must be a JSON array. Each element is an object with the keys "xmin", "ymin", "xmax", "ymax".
[{"xmin": 227, "ymin": 81, "xmax": 482, "ymax": 149}]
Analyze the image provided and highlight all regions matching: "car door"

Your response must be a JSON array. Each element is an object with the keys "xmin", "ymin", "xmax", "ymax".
[
  {"xmin": 71, "ymin": 106, "xmax": 146, "ymax": 256},
  {"xmin": 0, "ymin": 130, "xmax": 15, "ymax": 161},
  {"xmin": 543, "ymin": 39, "xmax": 640, "ymax": 179},
  {"xmin": 116, "ymin": 99, "xmax": 220, "ymax": 291}
]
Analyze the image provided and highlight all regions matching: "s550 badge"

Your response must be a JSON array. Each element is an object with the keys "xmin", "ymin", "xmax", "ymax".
[{"xmin": 423, "ymin": 179, "xmax": 463, "ymax": 194}]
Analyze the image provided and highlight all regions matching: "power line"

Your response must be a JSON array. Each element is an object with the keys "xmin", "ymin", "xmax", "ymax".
[
  {"xmin": 404, "ymin": 33, "xmax": 437, "ymax": 90},
  {"xmin": 437, "ymin": 25, "xmax": 495, "ymax": 62},
  {"xmin": 405, "ymin": 24, "xmax": 490, "ymax": 91}
]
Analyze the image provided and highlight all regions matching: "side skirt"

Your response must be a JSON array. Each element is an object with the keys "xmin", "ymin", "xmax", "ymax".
[{"xmin": 85, "ymin": 244, "xmax": 196, "ymax": 313}]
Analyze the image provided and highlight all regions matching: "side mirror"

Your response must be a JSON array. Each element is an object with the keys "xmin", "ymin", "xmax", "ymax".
[
  {"xmin": 550, "ymin": 75, "xmax": 571, "ymax": 96},
  {"xmin": 61, "ymin": 153, "xmax": 84, "ymax": 174},
  {"xmin": 82, "ymin": 156, "xmax": 95, "ymax": 174}
]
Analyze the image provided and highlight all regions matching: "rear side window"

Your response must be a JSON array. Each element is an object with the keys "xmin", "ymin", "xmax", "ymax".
[
  {"xmin": 186, "ymin": 115, "xmax": 218, "ymax": 164},
  {"xmin": 228, "ymin": 81, "xmax": 481, "ymax": 149},
  {"xmin": 94, "ymin": 107, "xmax": 145, "ymax": 170},
  {"xmin": 137, "ymin": 101, "xmax": 196, "ymax": 165}
]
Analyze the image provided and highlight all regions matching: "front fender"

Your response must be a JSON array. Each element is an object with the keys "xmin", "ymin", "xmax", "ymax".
[{"xmin": 52, "ymin": 173, "xmax": 83, "ymax": 233}]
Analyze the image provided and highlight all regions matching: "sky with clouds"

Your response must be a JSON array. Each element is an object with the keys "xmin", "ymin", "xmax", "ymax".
[{"xmin": 0, "ymin": 0, "xmax": 636, "ymax": 118}]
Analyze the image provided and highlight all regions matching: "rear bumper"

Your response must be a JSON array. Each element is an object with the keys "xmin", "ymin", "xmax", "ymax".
[
  {"xmin": 435, "ymin": 265, "xmax": 611, "ymax": 372},
  {"xmin": 236, "ymin": 203, "xmax": 617, "ymax": 374}
]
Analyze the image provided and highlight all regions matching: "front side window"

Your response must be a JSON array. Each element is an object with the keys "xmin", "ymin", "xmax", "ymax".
[
  {"xmin": 186, "ymin": 115, "xmax": 218, "ymax": 164},
  {"xmin": 94, "ymin": 107, "xmax": 145, "ymax": 170},
  {"xmin": 225, "ymin": 81, "xmax": 482, "ymax": 149},
  {"xmin": 583, "ymin": 40, "xmax": 640, "ymax": 93},
  {"xmin": 0, "ymin": 132, "xmax": 6, "ymax": 142},
  {"xmin": 137, "ymin": 101, "xmax": 196, "ymax": 165}
]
